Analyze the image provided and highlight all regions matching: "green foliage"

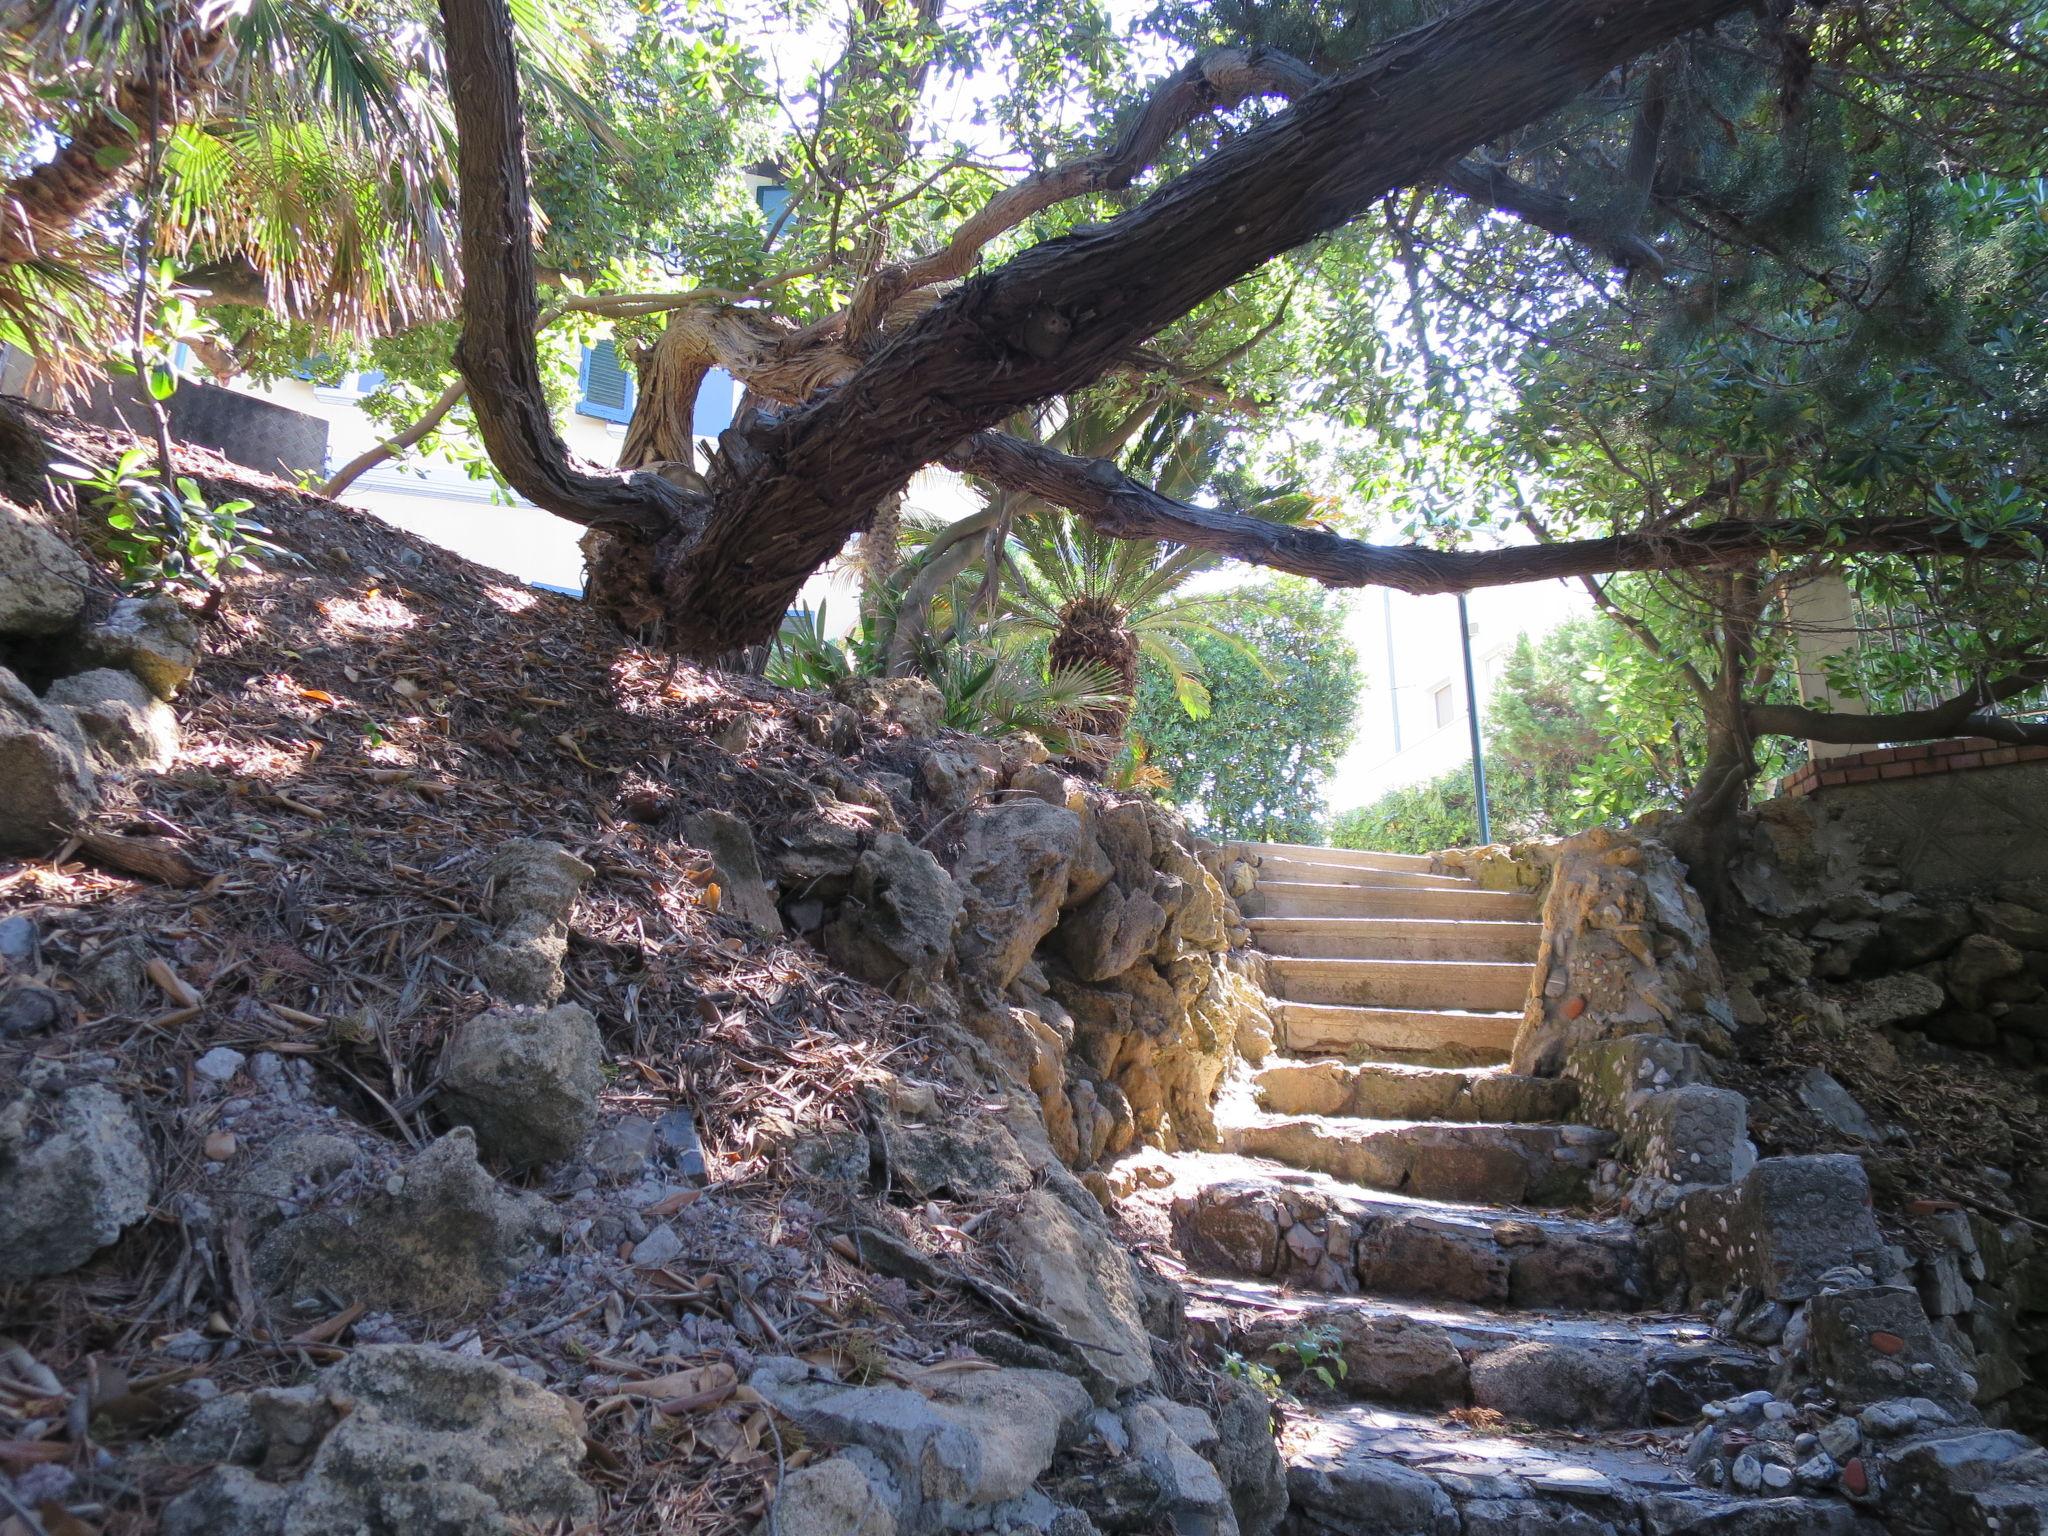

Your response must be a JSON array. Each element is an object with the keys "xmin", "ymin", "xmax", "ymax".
[
  {"xmin": 763, "ymin": 602, "xmax": 1126, "ymax": 753},
  {"xmin": 1266, "ymin": 1323, "xmax": 1351, "ymax": 1393},
  {"xmin": 53, "ymin": 448, "xmax": 288, "ymax": 594},
  {"xmin": 1218, "ymin": 1350, "xmax": 1283, "ymax": 1399},
  {"xmin": 1127, "ymin": 580, "xmax": 1360, "ymax": 843}
]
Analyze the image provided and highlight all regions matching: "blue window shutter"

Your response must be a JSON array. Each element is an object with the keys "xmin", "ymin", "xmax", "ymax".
[
  {"xmin": 693, "ymin": 368, "xmax": 737, "ymax": 435},
  {"xmin": 756, "ymin": 184, "xmax": 791, "ymax": 222},
  {"xmin": 355, "ymin": 369, "xmax": 386, "ymax": 393},
  {"xmin": 577, "ymin": 340, "xmax": 636, "ymax": 423}
]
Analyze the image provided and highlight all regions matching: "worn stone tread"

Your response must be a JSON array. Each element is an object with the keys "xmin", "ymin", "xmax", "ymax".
[
  {"xmin": 1285, "ymin": 1405, "xmax": 1879, "ymax": 1535},
  {"xmin": 1250, "ymin": 914, "xmax": 1543, "ymax": 963},
  {"xmin": 1239, "ymin": 880, "xmax": 1542, "ymax": 921},
  {"xmin": 1228, "ymin": 840, "xmax": 1436, "ymax": 873},
  {"xmin": 1249, "ymin": 856, "xmax": 1476, "ymax": 889},
  {"xmin": 1276, "ymin": 1001, "xmax": 1519, "ymax": 1063},
  {"xmin": 1267, "ymin": 954, "xmax": 1536, "ymax": 1013},
  {"xmin": 1255, "ymin": 1058, "xmax": 1579, "ymax": 1124},
  {"xmin": 1225, "ymin": 1111, "xmax": 1614, "ymax": 1206}
]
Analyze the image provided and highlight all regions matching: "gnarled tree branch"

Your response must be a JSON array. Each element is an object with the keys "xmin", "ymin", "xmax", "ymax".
[{"xmin": 1747, "ymin": 660, "xmax": 2048, "ymax": 745}]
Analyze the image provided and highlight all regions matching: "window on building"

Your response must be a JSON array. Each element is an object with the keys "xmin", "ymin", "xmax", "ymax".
[
  {"xmin": 756, "ymin": 183, "xmax": 791, "ymax": 224},
  {"xmin": 576, "ymin": 340, "xmax": 636, "ymax": 423},
  {"xmin": 1432, "ymin": 681, "xmax": 1457, "ymax": 728}
]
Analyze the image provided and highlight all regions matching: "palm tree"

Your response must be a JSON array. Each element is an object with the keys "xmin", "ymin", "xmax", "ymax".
[{"xmin": 986, "ymin": 395, "xmax": 1330, "ymax": 739}]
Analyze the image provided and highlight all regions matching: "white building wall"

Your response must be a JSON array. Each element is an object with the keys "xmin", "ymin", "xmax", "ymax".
[{"xmin": 1327, "ymin": 577, "xmax": 1589, "ymax": 810}]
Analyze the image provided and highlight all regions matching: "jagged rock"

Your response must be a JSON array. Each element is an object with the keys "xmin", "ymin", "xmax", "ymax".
[
  {"xmin": 0, "ymin": 497, "xmax": 91, "ymax": 635},
  {"xmin": 1975, "ymin": 899, "xmax": 2048, "ymax": 954},
  {"xmin": 44, "ymin": 666, "xmax": 179, "ymax": 771},
  {"xmin": 160, "ymin": 1345, "xmax": 598, "ymax": 1535},
  {"xmin": 768, "ymin": 1454, "xmax": 900, "ymax": 1536},
  {"xmin": 684, "ymin": 808, "xmax": 783, "ymax": 935},
  {"xmin": 1288, "ymin": 1448, "xmax": 1457, "ymax": 1536},
  {"xmin": 1624, "ymin": 1083, "xmax": 1752, "ymax": 1186},
  {"xmin": 1007, "ymin": 762, "xmax": 1068, "ymax": 805},
  {"xmin": 439, "ymin": 1003, "xmax": 604, "ymax": 1168},
  {"xmin": 1808, "ymin": 1285, "xmax": 1977, "ymax": 1410},
  {"xmin": 1243, "ymin": 1313, "xmax": 1467, "ymax": 1406},
  {"xmin": 0, "ymin": 1073, "xmax": 153, "ymax": 1278},
  {"xmin": 1836, "ymin": 971, "xmax": 1947, "ymax": 1030},
  {"xmin": 1212, "ymin": 1373, "xmax": 1288, "ymax": 1536},
  {"xmin": 1797, "ymin": 1067, "xmax": 1880, "ymax": 1142},
  {"xmin": 821, "ymin": 833, "xmax": 961, "ymax": 997},
  {"xmin": 772, "ymin": 820, "xmax": 866, "ymax": 904},
  {"xmin": 1881, "ymin": 1430, "xmax": 2048, "ymax": 1535},
  {"xmin": 1468, "ymin": 1338, "xmax": 1648, "ymax": 1428},
  {"xmin": 1879, "ymin": 902, "xmax": 1977, "ymax": 966},
  {"xmin": 991, "ymin": 1187, "xmax": 1155, "ymax": 1390},
  {"xmin": 0, "ymin": 665, "xmax": 96, "ymax": 853},
  {"xmin": 918, "ymin": 744, "xmax": 995, "ymax": 812},
  {"xmin": 954, "ymin": 800, "xmax": 1111, "ymax": 991},
  {"xmin": 750, "ymin": 1355, "xmax": 1090, "ymax": 1527},
  {"xmin": 1513, "ymin": 827, "xmax": 1733, "ymax": 1076},
  {"xmin": 1676, "ymin": 1155, "xmax": 1886, "ymax": 1303},
  {"xmin": 0, "ymin": 913, "xmax": 36, "ymax": 967},
  {"xmin": 75, "ymin": 932, "xmax": 151, "ymax": 1009},
  {"xmin": 1947, "ymin": 934, "xmax": 2029, "ymax": 1012},
  {"xmin": 832, "ymin": 675, "xmax": 945, "ymax": 738},
  {"xmin": 86, "ymin": 592, "xmax": 200, "ymax": 698},
  {"xmin": 248, "ymin": 1128, "xmax": 558, "ymax": 1313},
  {"xmin": 1119, "ymin": 1397, "xmax": 1237, "ymax": 1535},
  {"xmin": 878, "ymin": 1113, "xmax": 1034, "ymax": 1203},
  {"xmin": 475, "ymin": 838, "xmax": 591, "ymax": 1004},
  {"xmin": 1054, "ymin": 881, "xmax": 1170, "ymax": 983},
  {"xmin": 0, "ymin": 982, "xmax": 68, "ymax": 1036}
]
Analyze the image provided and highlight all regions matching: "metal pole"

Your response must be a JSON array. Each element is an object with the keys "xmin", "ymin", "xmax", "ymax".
[{"xmin": 1457, "ymin": 592, "xmax": 1492, "ymax": 845}]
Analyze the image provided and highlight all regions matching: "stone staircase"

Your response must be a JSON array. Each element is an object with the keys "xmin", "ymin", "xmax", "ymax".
[{"xmin": 1140, "ymin": 840, "xmax": 1870, "ymax": 1534}]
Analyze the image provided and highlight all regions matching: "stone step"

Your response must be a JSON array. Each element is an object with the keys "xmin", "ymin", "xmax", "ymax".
[
  {"xmin": 1255, "ymin": 1059, "xmax": 1578, "ymax": 1124},
  {"xmin": 1256, "ymin": 857, "xmax": 1472, "ymax": 889},
  {"xmin": 1267, "ymin": 955, "xmax": 1535, "ymax": 1012},
  {"xmin": 1240, "ymin": 880, "xmax": 1541, "ymax": 922},
  {"xmin": 1225, "ymin": 1113, "xmax": 1615, "ymax": 1207},
  {"xmin": 1285, "ymin": 1405, "xmax": 1872, "ymax": 1536},
  {"xmin": 1277, "ymin": 1001, "xmax": 1518, "ymax": 1064},
  {"xmin": 1229, "ymin": 841, "xmax": 1437, "ymax": 873},
  {"xmin": 1250, "ymin": 914, "xmax": 1541, "ymax": 963},
  {"xmin": 1160, "ymin": 1155, "xmax": 1649, "ymax": 1310},
  {"xmin": 1188, "ymin": 1281, "xmax": 1768, "ymax": 1427}
]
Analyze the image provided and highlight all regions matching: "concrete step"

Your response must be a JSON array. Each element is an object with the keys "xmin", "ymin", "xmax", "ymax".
[
  {"xmin": 1277, "ymin": 1001, "xmax": 1518, "ymax": 1064},
  {"xmin": 1255, "ymin": 1060, "xmax": 1577, "ymax": 1123},
  {"xmin": 1190, "ymin": 1281, "xmax": 1768, "ymax": 1426},
  {"xmin": 1250, "ymin": 915, "xmax": 1541, "ymax": 963},
  {"xmin": 1267, "ymin": 956, "xmax": 1535, "ymax": 1012},
  {"xmin": 1240, "ymin": 881, "xmax": 1541, "ymax": 922},
  {"xmin": 1225, "ymin": 1113, "xmax": 1615, "ymax": 1207},
  {"xmin": 1285, "ymin": 1405, "xmax": 1871, "ymax": 1535},
  {"xmin": 1156, "ymin": 1153, "xmax": 1649, "ymax": 1310},
  {"xmin": 1230, "ymin": 841, "xmax": 1436, "ymax": 873},
  {"xmin": 1256, "ymin": 857, "xmax": 1472, "ymax": 889}
]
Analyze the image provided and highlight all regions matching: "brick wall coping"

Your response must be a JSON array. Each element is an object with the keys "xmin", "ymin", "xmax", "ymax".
[{"xmin": 1771, "ymin": 735, "xmax": 2048, "ymax": 799}]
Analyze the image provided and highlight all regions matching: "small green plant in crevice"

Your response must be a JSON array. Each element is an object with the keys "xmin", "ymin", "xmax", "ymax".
[
  {"xmin": 53, "ymin": 448, "xmax": 287, "ymax": 595},
  {"xmin": 1269, "ymin": 1323, "xmax": 1349, "ymax": 1392},
  {"xmin": 1218, "ymin": 1350, "xmax": 1283, "ymax": 1398}
]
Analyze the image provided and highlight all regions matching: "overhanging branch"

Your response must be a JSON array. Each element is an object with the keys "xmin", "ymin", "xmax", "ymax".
[
  {"xmin": 1747, "ymin": 661, "xmax": 2048, "ymax": 746},
  {"xmin": 954, "ymin": 432, "xmax": 2043, "ymax": 593}
]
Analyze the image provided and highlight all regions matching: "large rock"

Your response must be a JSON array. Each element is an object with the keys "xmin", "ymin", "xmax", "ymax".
[
  {"xmin": 247, "ymin": 1128, "xmax": 557, "ymax": 1313},
  {"xmin": 770, "ymin": 1455, "xmax": 900, "ymax": 1536},
  {"xmin": 1240, "ymin": 1312, "xmax": 1467, "ymax": 1406},
  {"xmin": 161, "ymin": 1345, "xmax": 598, "ymax": 1535},
  {"xmin": 85, "ymin": 592, "xmax": 200, "ymax": 698},
  {"xmin": 1975, "ymin": 899, "xmax": 2048, "ymax": 954},
  {"xmin": 684, "ymin": 808, "xmax": 783, "ymax": 935},
  {"xmin": 1212, "ymin": 1373, "xmax": 1289, "ymax": 1536},
  {"xmin": 750, "ymin": 1355, "xmax": 1089, "ymax": 1528},
  {"xmin": 0, "ymin": 665, "xmax": 96, "ymax": 853},
  {"xmin": 953, "ymin": 800, "xmax": 1110, "ymax": 991},
  {"xmin": 1836, "ymin": 971, "xmax": 1947, "ymax": 1030},
  {"xmin": 821, "ymin": 833, "xmax": 962, "ymax": 998},
  {"xmin": 0, "ymin": 497, "xmax": 91, "ymax": 635},
  {"xmin": 0, "ymin": 1073, "xmax": 153, "ymax": 1278},
  {"xmin": 475, "ymin": 838, "xmax": 592, "ymax": 1004},
  {"xmin": 45, "ymin": 666, "xmax": 179, "ymax": 771},
  {"xmin": 1947, "ymin": 933, "xmax": 2030, "ymax": 1011},
  {"xmin": 1879, "ymin": 901, "xmax": 1977, "ymax": 966},
  {"xmin": 832, "ymin": 675, "xmax": 945, "ymax": 738},
  {"xmin": 1467, "ymin": 1338, "xmax": 1648, "ymax": 1428},
  {"xmin": 991, "ymin": 1186, "xmax": 1155, "ymax": 1390},
  {"xmin": 439, "ymin": 1002, "xmax": 604, "ymax": 1167},
  {"xmin": 1054, "ymin": 880, "xmax": 1171, "ymax": 983},
  {"xmin": 1512, "ymin": 827, "xmax": 1733, "ymax": 1077},
  {"xmin": 1807, "ymin": 1285, "xmax": 1977, "ymax": 1410}
]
